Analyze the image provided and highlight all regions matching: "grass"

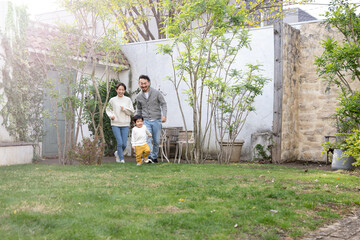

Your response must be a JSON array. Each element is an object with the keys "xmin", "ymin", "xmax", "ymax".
[{"xmin": 0, "ymin": 162, "xmax": 359, "ymax": 240}]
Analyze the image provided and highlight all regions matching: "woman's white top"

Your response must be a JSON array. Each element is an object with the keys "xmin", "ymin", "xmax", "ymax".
[{"xmin": 106, "ymin": 95, "xmax": 134, "ymax": 127}]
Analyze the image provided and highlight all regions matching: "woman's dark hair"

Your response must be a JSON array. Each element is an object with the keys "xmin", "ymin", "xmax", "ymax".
[
  {"xmin": 133, "ymin": 115, "xmax": 144, "ymax": 123},
  {"xmin": 138, "ymin": 75, "xmax": 150, "ymax": 82},
  {"xmin": 116, "ymin": 82, "xmax": 127, "ymax": 90}
]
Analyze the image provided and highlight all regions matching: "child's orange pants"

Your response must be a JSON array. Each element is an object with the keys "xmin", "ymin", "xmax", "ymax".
[{"xmin": 134, "ymin": 144, "xmax": 151, "ymax": 164}]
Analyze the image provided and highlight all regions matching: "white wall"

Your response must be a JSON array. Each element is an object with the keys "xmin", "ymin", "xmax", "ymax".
[{"xmin": 119, "ymin": 26, "xmax": 275, "ymax": 160}]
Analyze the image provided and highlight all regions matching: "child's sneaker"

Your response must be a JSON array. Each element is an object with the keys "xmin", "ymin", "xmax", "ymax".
[
  {"xmin": 114, "ymin": 151, "xmax": 121, "ymax": 163},
  {"xmin": 145, "ymin": 158, "xmax": 154, "ymax": 164},
  {"xmin": 136, "ymin": 163, "xmax": 142, "ymax": 166},
  {"xmin": 120, "ymin": 159, "xmax": 125, "ymax": 163}
]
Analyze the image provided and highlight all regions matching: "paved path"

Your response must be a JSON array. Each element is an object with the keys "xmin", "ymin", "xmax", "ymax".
[{"xmin": 301, "ymin": 211, "xmax": 360, "ymax": 240}]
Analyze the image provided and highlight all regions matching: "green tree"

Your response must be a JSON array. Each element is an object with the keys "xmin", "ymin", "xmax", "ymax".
[
  {"xmin": 315, "ymin": 0, "xmax": 360, "ymax": 165},
  {"xmin": 105, "ymin": 0, "xmax": 185, "ymax": 42},
  {"xmin": 206, "ymin": 64, "xmax": 269, "ymax": 163},
  {"xmin": 157, "ymin": 0, "xmax": 274, "ymax": 163},
  {"xmin": 315, "ymin": 0, "xmax": 360, "ymax": 96},
  {"xmin": 105, "ymin": 0, "xmax": 306, "ymax": 42},
  {"xmin": 44, "ymin": 24, "xmax": 90, "ymax": 165},
  {"xmin": 60, "ymin": 0, "xmax": 128, "ymax": 164}
]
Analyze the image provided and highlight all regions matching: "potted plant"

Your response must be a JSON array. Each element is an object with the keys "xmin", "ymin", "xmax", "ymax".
[
  {"xmin": 315, "ymin": 1, "xmax": 360, "ymax": 170},
  {"xmin": 206, "ymin": 64, "xmax": 269, "ymax": 164},
  {"xmin": 331, "ymin": 92, "xmax": 360, "ymax": 170},
  {"xmin": 321, "ymin": 92, "xmax": 360, "ymax": 170}
]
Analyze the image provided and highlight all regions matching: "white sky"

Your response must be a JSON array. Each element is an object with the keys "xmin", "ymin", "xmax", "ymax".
[
  {"xmin": 289, "ymin": 0, "xmax": 360, "ymax": 19},
  {"xmin": 8, "ymin": 0, "xmax": 360, "ymax": 20},
  {"xmin": 10, "ymin": 0, "xmax": 60, "ymax": 16}
]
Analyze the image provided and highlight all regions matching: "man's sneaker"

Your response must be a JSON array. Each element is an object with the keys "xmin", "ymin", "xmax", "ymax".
[
  {"xmin": 120, "ymin": 159, "xmax": 125, "ymax": 163},
  {"xmin": 152, "ymin": 158, "xmax": 158, "ymax": 163},
  {"xmin": 145, "ymin": 158, "xmax": 154, "ymax": 164},
  {"xmin": 136, "ymin": 163, "xmax": 142, "ymax": 166},
  {"xmin": 114, "ymin": 151, "xmax": 121, "ymax": 163}
]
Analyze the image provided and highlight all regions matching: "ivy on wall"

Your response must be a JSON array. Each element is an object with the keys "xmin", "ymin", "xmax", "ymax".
[{"xmin": 0, "ymin": 2, "xmax": 45, "ymax": 145}]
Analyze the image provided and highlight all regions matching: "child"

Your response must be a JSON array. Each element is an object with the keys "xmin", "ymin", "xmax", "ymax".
[{"xmin": 131, "ymin": 115, "xmax": 152, "ymax": 166}]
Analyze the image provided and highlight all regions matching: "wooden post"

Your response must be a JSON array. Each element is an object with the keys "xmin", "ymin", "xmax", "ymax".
[{"xmin": 273, "ymin": 20, "xmax": 283, "ymax": 164}]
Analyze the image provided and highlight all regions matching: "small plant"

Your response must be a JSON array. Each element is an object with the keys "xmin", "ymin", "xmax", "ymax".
[
  {"xmin": 253, "ymin": 144, "xmax": 272, "ymax": 163},
  {"xmin": 68, "ymin": 138, "xmax": 101, "ymax": 165},
  {"xmin": 321, "ymin": 139, "xmax": 345, "ymax": 158}
]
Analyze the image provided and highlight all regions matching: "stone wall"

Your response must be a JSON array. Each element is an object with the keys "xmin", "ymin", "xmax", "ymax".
[
  {"xmin": 281, "ymin": 22, "xmax": 343, "ymax": 162},
  {"xmin": 282, "ymin": 23, "xmax": 300, "ymax": 161}
]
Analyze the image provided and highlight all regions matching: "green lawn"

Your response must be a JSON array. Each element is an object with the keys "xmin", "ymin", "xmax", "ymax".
[{"xmin": 0, "ymin": 163, "xmax": 359, "ymax": 240}]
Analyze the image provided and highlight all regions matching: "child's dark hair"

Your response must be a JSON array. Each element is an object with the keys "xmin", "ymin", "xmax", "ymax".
[{"xmin": 133, "ymin": 115, "xmax": 144, "ymax": 122}]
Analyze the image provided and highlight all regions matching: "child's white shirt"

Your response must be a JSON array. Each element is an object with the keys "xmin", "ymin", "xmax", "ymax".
[{"xmin": 131, "ymin": 125, "xmax": 152, "ymax": 146}]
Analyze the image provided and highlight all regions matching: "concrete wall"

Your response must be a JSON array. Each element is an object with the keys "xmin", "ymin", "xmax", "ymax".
[
  {"xmin": 118, "ymin": 26, "xmax": 275, "ymax": 160},
  {"xmin": 0, "ymin": 143, "xmax": 34, "ymax": 166}
]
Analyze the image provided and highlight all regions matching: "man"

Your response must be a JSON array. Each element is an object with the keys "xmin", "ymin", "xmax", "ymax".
[{"xmin": 136, "ymin": 75, "xmax": 167, "ymax": 163}]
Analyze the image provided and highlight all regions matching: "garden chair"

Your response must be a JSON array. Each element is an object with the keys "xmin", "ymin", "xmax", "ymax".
[
  {"xmin": 159, "ymin": 127, "xmax": 182, "ymax": 162},
  {"xmin": 175, "ymin": 130, "xmax": 194, "ymax": 163}
]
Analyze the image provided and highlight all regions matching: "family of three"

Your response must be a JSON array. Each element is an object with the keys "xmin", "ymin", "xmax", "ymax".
[{"xmin": 106, "ymin": 75, "xmax": 167, "ymax": 165}]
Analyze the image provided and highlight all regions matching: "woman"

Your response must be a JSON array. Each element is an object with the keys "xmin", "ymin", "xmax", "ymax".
[{"xmin": 106, "ymin": 83, "xmax": 134, "ymax": 163}]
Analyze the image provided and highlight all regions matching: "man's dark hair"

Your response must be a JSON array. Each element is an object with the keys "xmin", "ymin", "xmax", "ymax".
[
  {"xmin": 139, "ymin": 75, "xmax": 150, "ymax": 82},
  {"xmin": 133, "ymin": 115, "xmax": 144, "ymax": 123},
  {"xmin": 116, "ymin": 82, "xmax": 127, "ymax": 90}
]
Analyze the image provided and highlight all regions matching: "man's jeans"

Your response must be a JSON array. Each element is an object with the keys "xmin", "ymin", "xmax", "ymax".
[
  {"xmin": 144, "ymin": 120, "xmax": 162, "ymax": 160},
  {"xmin": 112, "ymin": 126, "xmax": 129, "ymax": 160}
]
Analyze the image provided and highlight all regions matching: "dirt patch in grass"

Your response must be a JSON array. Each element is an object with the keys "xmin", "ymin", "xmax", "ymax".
[
  {"xmin": 148, "ymin": 183, "xmax": 164, "ymax": 188},
  {"xmin": 162, "ymin": 205, "xmax": 192, "ymax": 213},
  {"xmin": 141, "ymin": 205, "xmax": 195, "ymax": 214},
  {"xmin": 13, "ymin": 202, "xmax": 62, "ymax": 214}
]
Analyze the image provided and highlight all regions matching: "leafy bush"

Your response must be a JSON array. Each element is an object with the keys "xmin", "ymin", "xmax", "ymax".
[
  {"xmin": 335, "ymin": 91, "xmax": 360, "ymax": 133},
  {"xmin": 85, "ymin": 80, "xmax": 118, "ymax": 156},
  {"xmin": 343, "ymin": 130, "xmax": 360, "ymax": 167}
]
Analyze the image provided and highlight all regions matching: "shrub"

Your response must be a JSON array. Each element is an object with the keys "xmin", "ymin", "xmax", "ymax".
[
  {"xmin": 68, "ymin": 138, "xmax": 101, "ymax": 165},
  {"xmin": 343, "ymin": 130, "xmax": 360, "ymax": 167}
]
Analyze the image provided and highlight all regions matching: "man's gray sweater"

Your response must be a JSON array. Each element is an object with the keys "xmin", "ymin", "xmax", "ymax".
[{"xmin": 136, "ymin": 87, "xmax": 167, "ymax": 121}]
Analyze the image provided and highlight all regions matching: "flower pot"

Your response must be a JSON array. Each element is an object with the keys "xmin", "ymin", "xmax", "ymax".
[
  {"xmin": 220, "ymin": 140, "xmax": 244, "ymax": 162},
  {"xmin": 331, "ymin": 148, "xmax": 355, "ymax": 170}
]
